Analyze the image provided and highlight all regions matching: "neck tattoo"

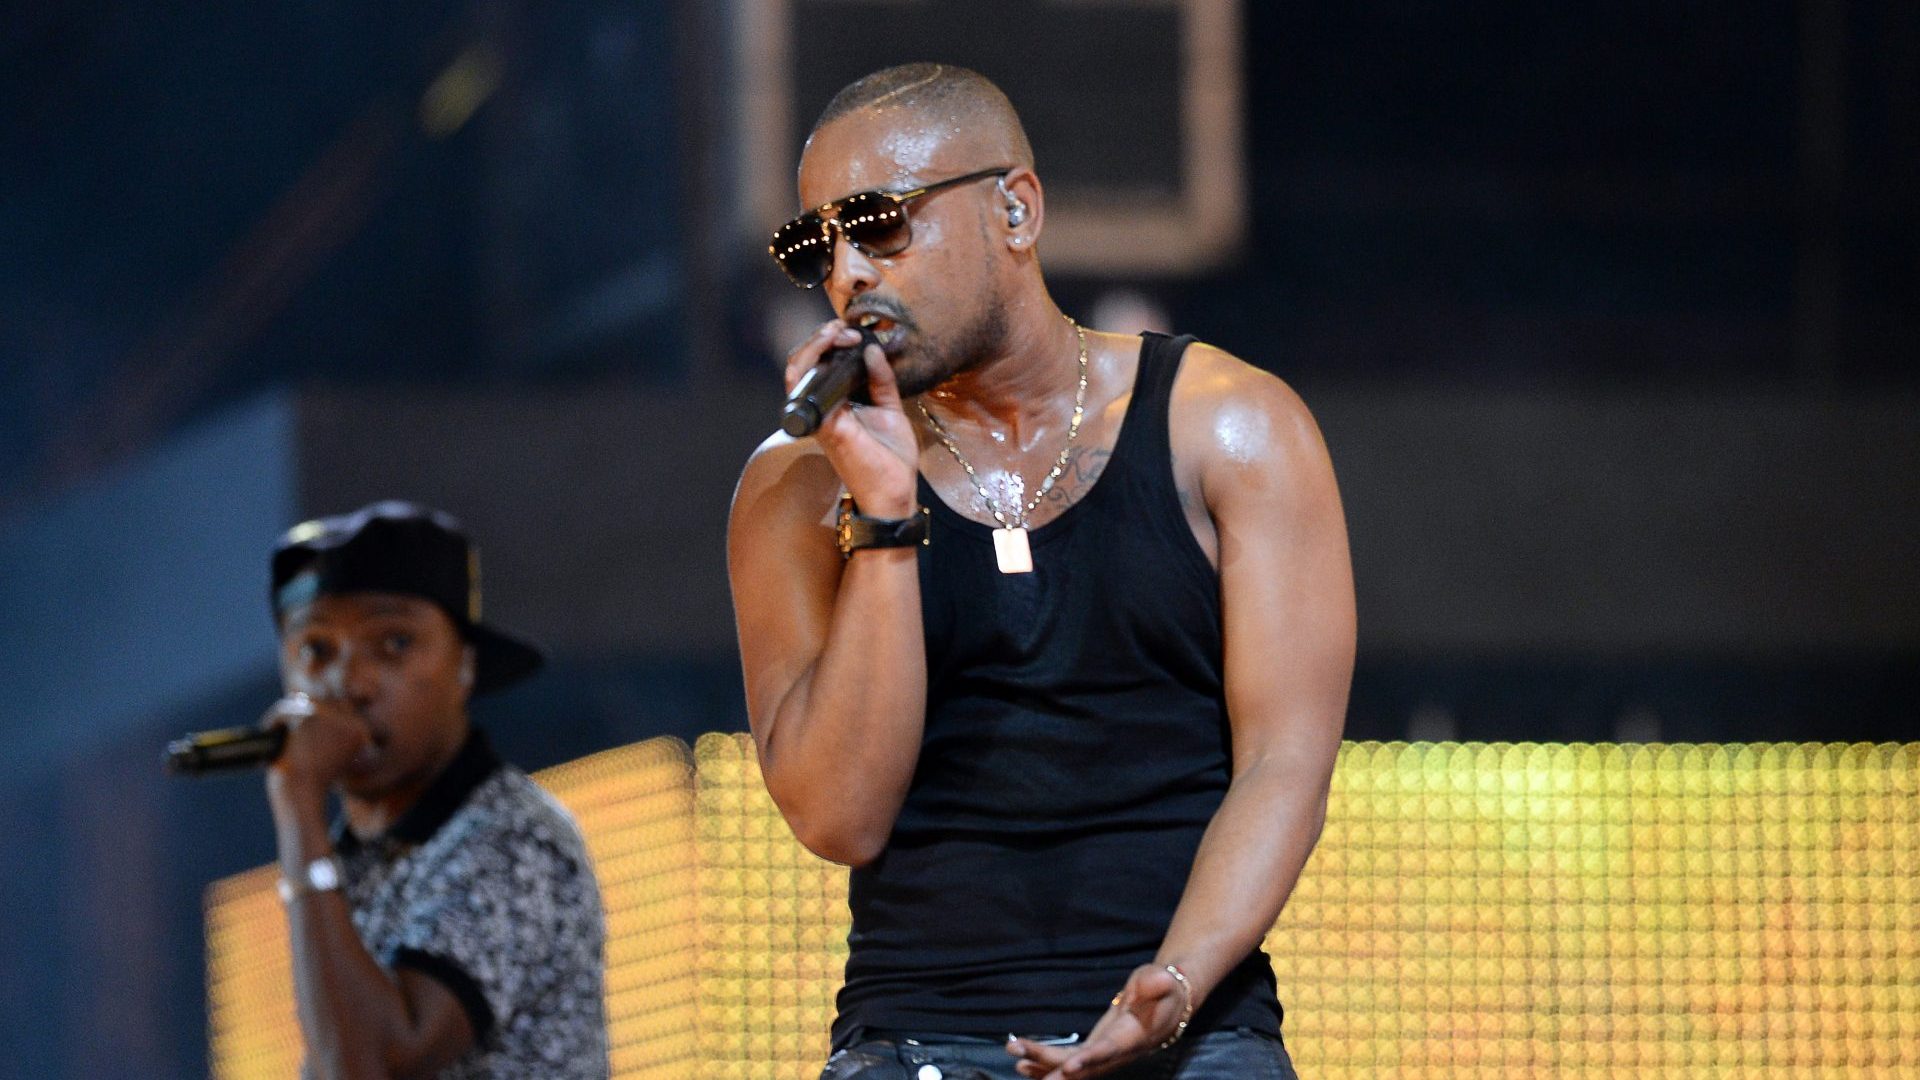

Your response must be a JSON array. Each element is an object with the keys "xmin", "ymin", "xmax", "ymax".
[{"xmin": 918, "ymin": 317, "xmax": 1089, "ymax": 574}]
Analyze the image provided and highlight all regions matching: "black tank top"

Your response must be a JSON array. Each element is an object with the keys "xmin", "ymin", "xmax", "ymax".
[{"xmin": 833, "ymin": 332, "xmax": 1283, "ymax": 1045}]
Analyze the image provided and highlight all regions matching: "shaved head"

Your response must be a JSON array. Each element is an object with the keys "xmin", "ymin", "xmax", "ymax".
[
  {"xmin": 794, "ymin": 64, "xmax": 1049, "ymax": 396},
  {"xmin": 808, "ymin": 63, "xmax": 1034, "ymax": 172}
]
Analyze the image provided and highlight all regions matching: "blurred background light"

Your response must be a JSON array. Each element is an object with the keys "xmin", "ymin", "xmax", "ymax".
[{"xmin": 198, "ymin": 735, "xmax": 1920, "ymax": 1077}]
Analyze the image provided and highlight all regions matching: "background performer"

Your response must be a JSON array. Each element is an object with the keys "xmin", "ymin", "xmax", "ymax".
[{"xmin": 262, "ymin": 501, "xmax": 608, "ymax": 1079}]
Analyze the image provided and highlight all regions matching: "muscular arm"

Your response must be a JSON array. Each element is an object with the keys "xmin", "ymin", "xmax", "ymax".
[
  {"xmin": 1016, "ymin": 347, "xmax": 1353, "ymax": 1080},
  {"xmin": 1152, "ymin": 352, "xmax": 1354, "ymax": 1009},
  {"xmin": 727, "ymin": 324, "xmax": 929, "ymax": 866},
  {"xmin": 271, "ymin": 776, "xmax": 476, "ymax": 1080}
]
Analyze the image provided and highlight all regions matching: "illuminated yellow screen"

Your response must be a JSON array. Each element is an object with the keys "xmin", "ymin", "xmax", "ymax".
[{"xmin": 208, "ymin": 737, "xmax": 1919, "ymax": 1078}]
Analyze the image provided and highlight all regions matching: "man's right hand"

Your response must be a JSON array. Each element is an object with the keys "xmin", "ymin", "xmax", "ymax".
[
  {"xmin": 731, "ymin": 318, "xmax": 933, "ymax": 865},
  {"xmin": 264, "ymin": 693, "xmax": 371, "ymax": 805},
  {"xmin": 784, "ymin": 320, "xmax": 920, "ymax": 518}
]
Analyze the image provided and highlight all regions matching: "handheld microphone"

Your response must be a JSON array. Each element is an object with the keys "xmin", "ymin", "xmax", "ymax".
[
  {"xmin": 780, "ymin": 326, "xmax": 881, "ymax": 438},
  {"xmin": 164, "ymin": 725, "xmax": 288, "ymax": 775}
]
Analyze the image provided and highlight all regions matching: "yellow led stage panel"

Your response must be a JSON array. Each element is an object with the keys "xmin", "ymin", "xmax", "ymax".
[
  {"xmin": 692, "ymin": 733, "xmax": 848, "ymax": 1080},
  {"xmin": 208, "ymin": 739, "xmax": 1919, "ymax": 1078},
  {"xmin": 206, "ymin": 865, "xmax": 300, "ymax": 1078}
]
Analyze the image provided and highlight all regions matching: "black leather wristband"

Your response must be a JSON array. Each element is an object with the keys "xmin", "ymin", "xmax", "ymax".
[{"xmin": 836, "ymin": 493, "xmax": 930, "ymax": 557}]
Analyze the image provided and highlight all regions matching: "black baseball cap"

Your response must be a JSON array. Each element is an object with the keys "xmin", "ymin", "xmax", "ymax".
[{"xmin": 269, "ymin": 501, "xmax": 545, "ymax": 694}]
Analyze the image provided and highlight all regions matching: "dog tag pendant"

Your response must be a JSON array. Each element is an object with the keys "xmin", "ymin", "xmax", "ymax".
[{"xmin": 993, "ymin": 526, "xmax": 1034, "ymax": 574}]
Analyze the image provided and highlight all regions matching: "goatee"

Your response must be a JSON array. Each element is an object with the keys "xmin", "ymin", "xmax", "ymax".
[{"xmin": 895, "ymin": 304, "xmax": 1010, "ymax": 398}]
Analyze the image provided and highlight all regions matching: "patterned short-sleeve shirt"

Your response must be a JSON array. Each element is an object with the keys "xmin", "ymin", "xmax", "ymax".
[{"xmin": 334, "ymin": 729, "xmax": 609, "ymax": 1079}]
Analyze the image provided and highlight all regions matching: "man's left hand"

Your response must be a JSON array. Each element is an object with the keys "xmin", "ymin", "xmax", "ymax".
[{"xmin": 1008, "ymin": 964, "xmax": 1192, "ymax": 1079}]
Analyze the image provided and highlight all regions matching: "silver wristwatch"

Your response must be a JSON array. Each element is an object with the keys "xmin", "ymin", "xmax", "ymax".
[{"xmin": 276, "ymin": 854, "xmax": 343, "ymax": 903}]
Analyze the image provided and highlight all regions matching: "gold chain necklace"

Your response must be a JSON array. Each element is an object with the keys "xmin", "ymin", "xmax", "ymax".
[{"xmin": 917, "ymin": 318, "xmax": 1088, "ymax": 574}]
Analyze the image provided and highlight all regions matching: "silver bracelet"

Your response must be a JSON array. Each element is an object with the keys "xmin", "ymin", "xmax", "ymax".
[{"xmin": 1158, "ymin": 963, "xmax": 1194, "ymax": 1051}]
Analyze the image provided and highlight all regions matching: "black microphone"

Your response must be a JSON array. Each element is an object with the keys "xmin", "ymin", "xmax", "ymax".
[
  {"xmin": 780, "ymin": 326, "xmax": 881, "ymax": 437},
  {"xmin": 164, "ymin": 725, "xmax": 288, "ymax": 775}
]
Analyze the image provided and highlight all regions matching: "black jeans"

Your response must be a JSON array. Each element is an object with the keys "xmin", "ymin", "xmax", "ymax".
[{"xmin": 819, "ymin": 1028, "xmax": 1298, "ymax": 1080}]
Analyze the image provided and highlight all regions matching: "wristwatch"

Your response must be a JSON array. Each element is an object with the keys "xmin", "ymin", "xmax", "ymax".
[
  {"xmin": 836, "ymin": 493, "xmax": 931, "ymax": 558},
  {"xmin": 277, "ymin": 854, "xmax": 344, "ymax": 903}
]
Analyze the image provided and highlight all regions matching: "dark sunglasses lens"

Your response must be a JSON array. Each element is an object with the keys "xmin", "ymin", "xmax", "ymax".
[
  {"xmin": 772, "ymin": 215, "xmax": 833, "ymax": 287},
  {"xmin": 836, "ymin": 193, "xmax": 911, "ymax": 256}
]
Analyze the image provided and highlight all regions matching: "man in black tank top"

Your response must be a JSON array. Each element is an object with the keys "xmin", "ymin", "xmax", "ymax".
[{"xmin": 731, "ymin": 64, "xmax": 1354, "ymax": 1080}]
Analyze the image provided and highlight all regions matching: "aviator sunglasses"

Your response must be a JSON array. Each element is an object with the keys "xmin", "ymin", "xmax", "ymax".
[{"xmin": 769, "ymin": 167, "xmax": 1012, "ymax": 288}]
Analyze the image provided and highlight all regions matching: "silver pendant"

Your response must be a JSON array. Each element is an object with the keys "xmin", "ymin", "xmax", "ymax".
[{"xmin": 993, "ymin": 526, "xmax": 1034, "ymax": 574}]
